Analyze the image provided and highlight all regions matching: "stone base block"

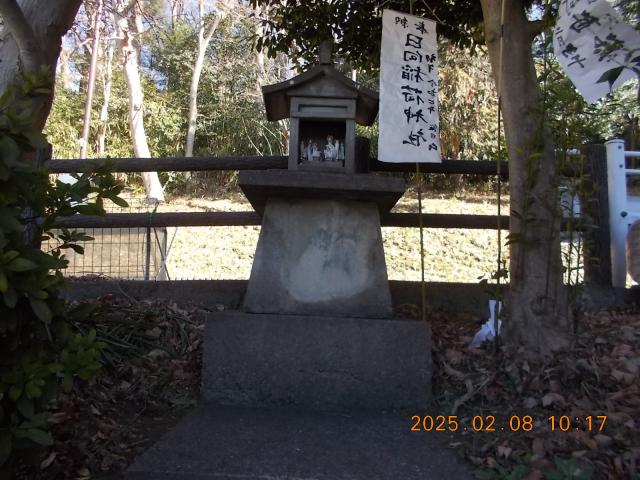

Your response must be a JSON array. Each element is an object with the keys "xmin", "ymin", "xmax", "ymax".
[
  {"xmin": 202, "ymin": 311, "xmax": 431, "ymax": 411},
  {"xmin": 243, "ymin": 197, "xmax": 393, "ymax": 318}
]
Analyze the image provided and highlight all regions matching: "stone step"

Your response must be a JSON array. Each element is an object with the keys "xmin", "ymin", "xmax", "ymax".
[
  {"xmin": 203, "ymin": 311, "xmax": 431, "ymax": 411},
  {"xmin": 126, "ymin": 405, "xmax": 474, "ymax": 480}
]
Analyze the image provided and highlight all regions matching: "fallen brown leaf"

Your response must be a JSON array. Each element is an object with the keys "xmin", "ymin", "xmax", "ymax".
[
  {"xmin": 40, "ymin": 452, "xmax": 56, "ymax": 470},
  {"xmin": 541, "ymin": 392, "xmax": 565, "ymax": 407}
]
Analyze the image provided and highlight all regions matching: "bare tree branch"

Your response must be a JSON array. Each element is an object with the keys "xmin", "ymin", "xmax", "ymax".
[{"xmin": 528, "ymin": 2, "xmax": 557, "ymax": 38}]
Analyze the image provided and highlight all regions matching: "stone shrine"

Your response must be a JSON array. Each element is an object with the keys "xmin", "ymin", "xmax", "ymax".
[
  {"xmin": 124, "ymin": 43, "xmax": 463, "ymax": 480},
  {"xmin": 202, "ymin": 42, "xmax": 432, "ymax": 411}
]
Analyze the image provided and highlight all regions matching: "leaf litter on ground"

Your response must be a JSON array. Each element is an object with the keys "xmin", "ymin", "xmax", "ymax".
[
  {"xmin": 16, "ymin": 295, "xmax": 640, "ymax": 480},
  {"xmin": 427, "ymin": 305, "xmax": 640, "ymax": 479},
  {"xmin": 16, "ymin": 296, "xmax": 207, "ymax": 480}
]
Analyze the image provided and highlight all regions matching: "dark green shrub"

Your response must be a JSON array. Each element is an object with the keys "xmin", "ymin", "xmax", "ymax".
[{"xmin": 0, "ymin": 71, "xmax": 126, "ymax": 474}]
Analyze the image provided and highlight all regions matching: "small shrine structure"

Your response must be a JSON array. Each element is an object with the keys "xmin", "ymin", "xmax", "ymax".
[
  {"xmin": 126, "ymin": 41, "xmax": 469, "ymax": 480},
  {"xmin": 262, "ymin": 42, "xmax": 377, "ymax": 173},
  {"xmin": 203, "ymin": 42, "xmax": 432, "ymax": 411}
]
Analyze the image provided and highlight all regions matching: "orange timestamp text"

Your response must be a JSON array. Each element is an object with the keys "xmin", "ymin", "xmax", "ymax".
[{"xmin": 410, "ymin": 415, "xmax": 607, "ymax": 433}]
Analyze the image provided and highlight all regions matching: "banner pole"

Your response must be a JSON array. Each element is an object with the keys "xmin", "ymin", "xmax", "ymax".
[
  {"xmin": 494, "ymin": 0, "xmax": 507, "ymax": 356},
  {"xmin": 417, "ymin": 162, "xmax": 426, "ymax": 321},
  {"xmin": 410, "ymin": 0, "xmax": 426, "ymax": 322}
]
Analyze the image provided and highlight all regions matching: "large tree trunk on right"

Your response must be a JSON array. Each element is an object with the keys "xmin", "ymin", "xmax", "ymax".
[
  {"xmin": 115, "ymin": 0, "xmax": 164, "ymax": 202},
  {"xmin": 480, "ymin": 0, "xmax": 572, "ymax": 360}
]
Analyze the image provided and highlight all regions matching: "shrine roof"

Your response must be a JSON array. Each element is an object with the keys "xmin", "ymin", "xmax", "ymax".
[{"xmin": 262, "ymin": 64, "xmax": 379, "ymax": 126}]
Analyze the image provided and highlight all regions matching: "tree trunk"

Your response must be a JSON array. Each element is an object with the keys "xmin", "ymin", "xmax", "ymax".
[
  {"xmin": 170, "ymin": 0, "xmax": 184, "ymax": 29},
  {"xmin": 115, "ymin": 0, "xmax": 164, "ymax": 202},
  {"xmin": 59, "ymin": 42, "xmax": 72, "ymax": 90},
  {"xmin": 79, "ymin": 0, "xmax": 103, "ymax": 159},
  {"xmin": 254, "ymin": 4, "xmax": 267, "ymax": 94},
  {"xmin": 0, "ymin": 0, "xmax": 83, "ymax": 132},
  {"xmin": 185, "ymin": 0, "xmax": 225, "ymax": 158},
  {"xmin": 480, "ymin": 0, "xmax": 572, "ymax": 360},
  {"xmin": 98, "ymin": 38, "xmax": 115, "ymax": 156},
  {"xmin": 184, "ymin": 45, "xmax": 206, "ymax": 157}
]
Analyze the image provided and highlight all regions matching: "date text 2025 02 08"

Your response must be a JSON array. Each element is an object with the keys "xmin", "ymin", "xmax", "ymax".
[{"xmin": 410, "ymin": 415, "xmax": 608, "ymax": 433}]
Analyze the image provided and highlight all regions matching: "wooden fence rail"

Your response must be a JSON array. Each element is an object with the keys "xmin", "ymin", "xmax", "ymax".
[
  {"xmin": 45, "ymin": 153, "xmax": 514, "ymax": 231},
  {"xmin": 37, "ymin": 148, "xmax": 603, "ymax": 284},
  {"xmin": 46, "ymin": 156, "xmax": 509, "ymax": 176},
  {"xmin": 46, "ymin": 155, "xmax": 584, "ymax": 177},
  {"xmin": 51, "ymin": 212, "xmax": 511, "ymax": 230},
  {"xmin": 42, "ymin": 153, "xmax": 589, "ymax": 232}
]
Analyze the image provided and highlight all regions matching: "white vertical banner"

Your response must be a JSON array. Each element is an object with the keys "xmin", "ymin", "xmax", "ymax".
[
  {"xmin": 553, "ymin": 0, "xmax": 640, "ymax": 104},
  {"xmin": 378, "ymin": 9, "xmax": 441, "ymax": 163}
]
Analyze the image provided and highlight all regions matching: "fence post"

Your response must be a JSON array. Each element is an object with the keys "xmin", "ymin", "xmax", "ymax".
[
  {"xmin": 157, "ymin": 227, "xmax": 168, "ymax": 281},
  {"xmin": 581, "ymin": 144, "xmax": 612, "ymax": 286},
  {"xmin": 144, "ymin": 226, "xmax": 151, "ymax": 281},
  {"xmin": 24, "ymin": 144, "xmax": 52, "ymax": 248},
  {"xmin": 605, "ymin": 139, "xmax": 627, "ymax": 287}
]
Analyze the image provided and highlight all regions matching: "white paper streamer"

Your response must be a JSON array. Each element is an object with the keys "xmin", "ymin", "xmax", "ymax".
[
  {"xmin": 553, "ymin": 0, "xmax": 640, "ymax": 104},
  {"xmin": 378, "ymin": 9, "xmax": 441, "ymax": 163}
]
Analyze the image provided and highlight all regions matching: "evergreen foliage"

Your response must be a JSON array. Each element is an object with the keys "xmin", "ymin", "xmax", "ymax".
[{"xmin": 0, "ymin": 72, "xmax": 125, "ymax": 474}]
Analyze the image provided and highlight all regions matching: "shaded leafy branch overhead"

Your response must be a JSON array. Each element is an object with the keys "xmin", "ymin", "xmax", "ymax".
[{"xmin": 249, "ymin": 0, "xmax": 534, "ymax": 71}]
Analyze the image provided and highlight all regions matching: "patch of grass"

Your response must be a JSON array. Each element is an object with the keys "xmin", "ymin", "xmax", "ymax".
[{"xmin": 158, "ymin": 189, "xmax": 510, "ymax": 282}]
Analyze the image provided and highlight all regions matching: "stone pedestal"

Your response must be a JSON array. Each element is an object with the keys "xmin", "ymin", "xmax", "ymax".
[{"xmin": 243, "ymin": 198, "xmax": 392, "ymax": 318}]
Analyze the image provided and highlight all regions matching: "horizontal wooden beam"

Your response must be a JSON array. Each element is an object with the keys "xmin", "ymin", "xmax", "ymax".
[
  {"xmin": 46, "ymin": 156, "xmax": 288, "ymax": 173},
  {"xmin": 50, "ymin": 211, "xmax": 509, "ymax": 229},
  {"xmin": 50, "ymin": 211, "xmax": 588, "ymax": 233},
  {"xmin": 44, "ymin": 152, "xmax": 582, "ymax": 177},
  {"xmin": 46, "ymin": 156, "xmax": 510, "ymax": 176},
  {"xmin": 385, "ymin": 213, "xmax": 509, "ymax": 229},
  {"xmin": 51, "ymin": 212, "xmax": 262, "ymax": 228}
]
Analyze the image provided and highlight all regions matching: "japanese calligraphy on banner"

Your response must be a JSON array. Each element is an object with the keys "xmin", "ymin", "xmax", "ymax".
[
  {"xmin": 553, "ymin": 0, "xmax": 640, "ymax": 104},
  {"xmin": 378, "ymin": 9, "xmax": 441, "ymax": 163}
]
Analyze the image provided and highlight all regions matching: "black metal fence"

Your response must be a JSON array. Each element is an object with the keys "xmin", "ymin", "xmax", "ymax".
[{"xmin": 43, "ymin": 195, "xmax": 168, "ymax": 280}]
